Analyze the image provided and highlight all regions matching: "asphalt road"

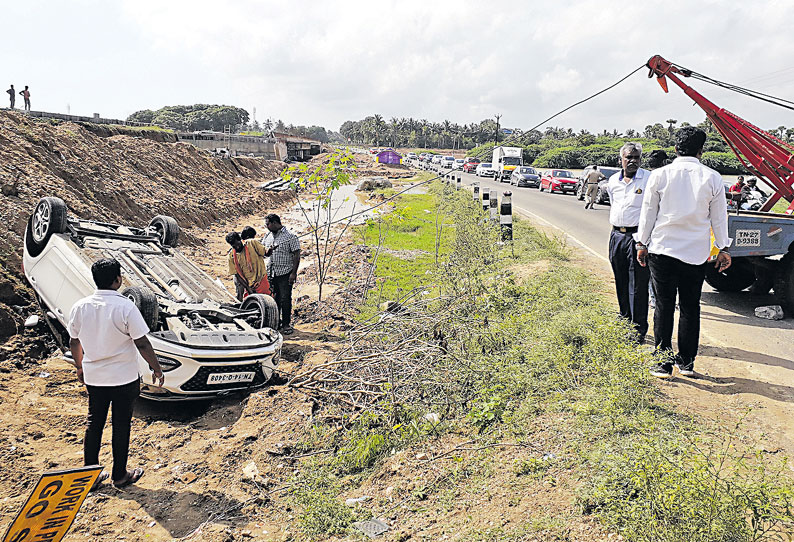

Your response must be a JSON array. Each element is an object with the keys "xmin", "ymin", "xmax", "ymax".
[{"xmin": 428, "ymin": 164, "xmax": 794, "ymax": 452}]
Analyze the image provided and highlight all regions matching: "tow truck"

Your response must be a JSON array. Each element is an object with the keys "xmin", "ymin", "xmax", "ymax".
[{"xmin": 646, "ymin": 55, "xmax": 794, "ymax": 311}]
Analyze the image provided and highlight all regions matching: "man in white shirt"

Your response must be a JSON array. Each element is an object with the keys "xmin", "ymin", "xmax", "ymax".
[
  {"xmin": 606, "ymin": 142, "xmax": 651, "ymax": 343},
  {"xmin": 636, "ymin": 127, "xmax": 732, "ymax": 378},
  {"xmin": 69, "ymin": 258, "xmax": 164, "ymax": 489}
]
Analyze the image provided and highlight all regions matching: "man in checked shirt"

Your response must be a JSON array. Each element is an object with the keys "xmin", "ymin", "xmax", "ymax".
[{"xmin": 263, "ymin": 214, "xmax": 301, "ymax": 335}]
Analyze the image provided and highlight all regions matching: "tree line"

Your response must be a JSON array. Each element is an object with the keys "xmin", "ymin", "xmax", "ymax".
[
  {"xmin": 127, "ymin": 104, "xmax": 338, "ymax": 143},
  {"xmin": 338, "ymin": 114, "xmax": 794, "ymax": 151}
]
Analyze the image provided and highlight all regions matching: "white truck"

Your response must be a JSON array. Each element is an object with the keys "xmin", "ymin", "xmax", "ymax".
[{"xmin": 492, "ymin": 146, "xmax": 523, "ymax": 181}]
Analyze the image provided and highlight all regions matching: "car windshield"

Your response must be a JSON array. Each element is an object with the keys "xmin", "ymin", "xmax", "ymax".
[
  {"xmin": 504, "ymin": 157, "xmax": 521, "ymax": 166},
  {"xmin": 467, "ymin": 158, "xmax": 480, "ymax": 163},
  {"xmin": 481, "ymin": 163, "xmax": 492, "ymax": 168},
  {"xmin": 520, "ymin": 167, "xmax": 535, "ymax": 174},
  {"xmin": 553, "ymin": 170, "xmax": 572, "ymax": 178},
  {"xmin": 599, "ymin": 168, "xmax": 620, "ymax": 178}
]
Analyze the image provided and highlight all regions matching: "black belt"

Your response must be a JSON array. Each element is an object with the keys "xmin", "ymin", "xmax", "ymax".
[{"xmin": 613, "ymin": 226, "xmax": 638, "ymax": 233}]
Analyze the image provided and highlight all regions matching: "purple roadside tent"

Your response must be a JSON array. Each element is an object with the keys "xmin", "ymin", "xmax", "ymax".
[{"xmin": 376, "ymin": 150, "xmax": 402, "ymax": 164}]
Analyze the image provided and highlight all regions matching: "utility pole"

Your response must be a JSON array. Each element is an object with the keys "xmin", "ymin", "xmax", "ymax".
[{"xmin": 494, "ymin": 114, "xmax": 501, "ymax": 147}]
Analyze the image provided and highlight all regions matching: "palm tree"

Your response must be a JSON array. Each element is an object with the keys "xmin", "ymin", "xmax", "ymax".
[
  {"xmin": 389, "ymin": 117, "xmax": 399, "ymax": 147},
  {"xmin": 666, "ymin": 118, "xmax": 677, "ymax": 134}
]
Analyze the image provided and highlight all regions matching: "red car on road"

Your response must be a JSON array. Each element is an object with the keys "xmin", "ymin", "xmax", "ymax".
[
  {"xmin": 540, "ymin": 169, "xmax": 577, "ymax": 194},
  {"xmin": 463, "ymin": 158, "xmax": 481, "ymax": 173}
]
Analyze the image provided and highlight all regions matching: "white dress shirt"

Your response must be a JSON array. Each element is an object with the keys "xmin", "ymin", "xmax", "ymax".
[
  {"xmin": 636, "ymin": 156, "xmax": 732, "ymax": 265},
  {"xmin": 68, "ymin": 290, "xmax": 150, "ymax": 386},
  {"xmin": 606, "ymin": 168, "xmax": 650, "ymax": 227}
]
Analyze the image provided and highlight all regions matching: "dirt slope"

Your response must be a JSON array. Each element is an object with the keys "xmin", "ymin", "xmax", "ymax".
[{"xmin": 0, "ymin": 110, "xmax": 288, "ymax": 341}]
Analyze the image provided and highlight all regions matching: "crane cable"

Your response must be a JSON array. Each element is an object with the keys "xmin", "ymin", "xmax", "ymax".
[
  {"xmin": 669, "ymin": 61, "xmax": 794, "ymax": 112},
  {"xmin": 292, "ymin": 64, "xmax": 647, "ymax": 239}
]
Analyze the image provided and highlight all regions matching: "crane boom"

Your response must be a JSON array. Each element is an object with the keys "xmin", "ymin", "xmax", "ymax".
[{"xmin": 646, "ymin": 55, "xmax": 794, "ymax": 214}]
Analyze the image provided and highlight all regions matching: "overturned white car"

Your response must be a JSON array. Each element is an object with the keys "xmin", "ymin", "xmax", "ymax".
[{"xmin": 23, "ymin": 197, "xmax": 282, "ymax": 400}]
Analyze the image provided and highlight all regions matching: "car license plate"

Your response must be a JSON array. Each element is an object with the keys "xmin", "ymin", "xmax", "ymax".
[{"xmin": 206, "ymin": 372, "xmax": 255, "ymax": 385}]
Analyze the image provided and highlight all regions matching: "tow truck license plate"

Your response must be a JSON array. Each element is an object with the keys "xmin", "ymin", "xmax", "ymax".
[{"xmin": 207, "ymin": 372, "xmax": 255, "ymax": 385}]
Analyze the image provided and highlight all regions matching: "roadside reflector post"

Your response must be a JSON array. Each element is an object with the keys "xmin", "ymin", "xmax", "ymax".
[
  {"xmin": 489, "ymin": 190, "xmax": 498, "ymax": 221},
  {"xmin": 473, "ymin": 182, "xmax": 480, "ymax": 201},
  {"xmin": 456, "ymin": 175, "xmax": 461, "ymax": 190},
  {"xmin": 482, "ymin": 189, "xmax": 489, "ymax": 211},
  {"xmin": 501, "ymin": 191, "xmax": 513, "ymax": 241}
]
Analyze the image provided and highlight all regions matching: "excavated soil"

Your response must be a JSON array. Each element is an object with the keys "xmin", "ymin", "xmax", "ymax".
[
  {"xmin": 0, "ymin": 128, "xmax": 617, "ymax": 541},
  {"xmin": 0, "ymin": 110, "xmax": 288, "ymax": 341}
]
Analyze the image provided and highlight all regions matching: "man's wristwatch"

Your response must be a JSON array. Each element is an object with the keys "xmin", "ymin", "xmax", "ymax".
[
  {"xmin": 718, "ymin": 248, "xmax": 731, "ymax": 256},
  {"xmin": 635, "ymin": 242, "xmax": 647, "ymax": 250}
]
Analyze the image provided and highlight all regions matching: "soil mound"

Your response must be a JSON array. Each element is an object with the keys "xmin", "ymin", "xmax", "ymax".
[{"xmin": 0, "ymin": 110, "xmax": 288, "ymax": 341}]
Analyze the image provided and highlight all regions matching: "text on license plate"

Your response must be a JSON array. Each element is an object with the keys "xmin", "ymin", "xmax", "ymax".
[{"xmin": 206, "ymin": 372, "xmax": 255, "ymax": 385}]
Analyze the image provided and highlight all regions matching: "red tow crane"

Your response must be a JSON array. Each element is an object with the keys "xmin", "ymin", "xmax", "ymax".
[{"xmin": 646, "ymin": 55, "xmax": 794, "ymax": 214}]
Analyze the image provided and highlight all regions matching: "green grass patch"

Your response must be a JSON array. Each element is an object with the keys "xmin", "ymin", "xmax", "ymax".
[
  {"xmin": 292, "ymin": 182, "xmax": 794, "ymax": 540},
  {"xmin": 771, "ymin": 198, "xmax": 792, "ymax": 213}
]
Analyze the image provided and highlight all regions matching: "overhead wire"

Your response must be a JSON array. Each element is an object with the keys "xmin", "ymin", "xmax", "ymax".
[
  {"xmin": 670, "ymin": 61, "xmax": 794, "ymax": 111},
  {"xmin": 293, "ymin": 64, "xmax": 647, "ymax": 239}
]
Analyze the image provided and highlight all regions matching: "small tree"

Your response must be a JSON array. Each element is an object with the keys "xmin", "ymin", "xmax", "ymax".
[{"xmin": 283, "ymin": 150, "xmax": 355, "ymax": 302}]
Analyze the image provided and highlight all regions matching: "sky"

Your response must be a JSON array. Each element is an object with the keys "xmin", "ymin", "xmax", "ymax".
[{"xmin": 3, "ymin": 0, "xmax": 794, "ymax": 135}]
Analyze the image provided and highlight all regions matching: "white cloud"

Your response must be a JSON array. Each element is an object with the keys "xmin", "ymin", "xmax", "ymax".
[
  {"xmin": 2, "ymin": 0, "xmax": 794, "ymax": 134},
  {"xmin": 537, "ymin": 66, "xmax": 582, "ymax": 98}
]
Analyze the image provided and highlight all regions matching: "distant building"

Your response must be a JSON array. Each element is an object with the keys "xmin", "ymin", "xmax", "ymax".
[{"xmin": 376, "ymin": 149, "xmax": 402, "ymax": 165}]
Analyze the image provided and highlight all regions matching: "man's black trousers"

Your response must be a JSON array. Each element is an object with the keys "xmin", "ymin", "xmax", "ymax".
[
  {"xmin": 270, "ymin": 273, "xmax": 293, "ymax": 328},
  {"xmin": 84, "ymin": 379, "xmax": 139, "ymax": 481},
  {"xmin": 648, "ymin": 253, "xmax": 707, "ymax": 363},
  {"xmin": 609, "ymin": 229, "xmax": 649, "ymax": 337}
]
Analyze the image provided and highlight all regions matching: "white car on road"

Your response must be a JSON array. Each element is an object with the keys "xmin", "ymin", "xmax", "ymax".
[
  {"xmin": 23, "ymin": 197, "xmax": 282, "ymax": 401},
  {"xmin": 475, "ymin": 162, "xmax": 495, "ymax": 177},
  {"xmin": 441, "ymin": 156, "xmax": 455, "ymax": 169}
]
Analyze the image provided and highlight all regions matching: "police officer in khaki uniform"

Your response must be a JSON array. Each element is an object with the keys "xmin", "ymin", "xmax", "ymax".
[{"xmin": 583, "ymin": 166, "xmax": 605, "ymax": 209}]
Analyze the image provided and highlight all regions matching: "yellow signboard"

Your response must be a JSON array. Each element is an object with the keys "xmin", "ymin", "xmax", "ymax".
[{"xmin": 2, "ymin": 465, "xmax": 103, "ymax": 542}]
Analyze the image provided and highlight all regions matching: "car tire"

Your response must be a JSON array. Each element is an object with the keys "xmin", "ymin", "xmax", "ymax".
[
  {"xmin": 772, "ymin": 253, "xmax": 794, "ymax": 311},
  {"xmin": 25, "ymin": 197, "xmax": 69, "ymax": 258},
  {"xmin": 241, "ymin": 293, "xmax": 280, "ymax": 330},
  {"xmin": 539, "ymin": 184, "xmax": 544, "ymax": 192},
  {"xmin": 122, "ymin": 286, "xmax": 160, "ymax": 331},
  {"xmin": 704, "ymin": 258, "xmax": 756, "ymax": 292},
  {"xmin": 149, "ymin": 215, "xmax": 180, "ymax": 247},
  {"xmin": 576, "ymin": 184, "xmax": 585, "ymax": 200}
]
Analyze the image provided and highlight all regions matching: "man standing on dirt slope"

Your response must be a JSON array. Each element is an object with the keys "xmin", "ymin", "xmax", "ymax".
[
  {"xmin": 606, "ymin": 142, "xmax": 652, "ymax": 344},
  {"xmin": 68, "ymin": 258, "xmax": 164, "ymax": 489},
  {"xmin": 263, "ymin": 214, "xmax": 300, "ymax": 336},
  {"xmin": 19, "ymin": 85, "xmax": 30, "ymax": 111},
  {"xmin": 636, "ymin": 127, "xmax": 732, "ymax": 379},
  {"xmin": 6, "ymin": 84, "xmax": 14, "ymax": 108},
  {"xmin": 232, "ymin": 226, "xmax": 258, "ymax": 301},
  {"xmin": 227, "ymin": 231, "xmax": 271, "ymax": 298}
]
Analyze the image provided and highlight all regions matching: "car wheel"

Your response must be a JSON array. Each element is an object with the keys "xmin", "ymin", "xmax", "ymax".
[
  {"xmin": 705, "ymin": 258, "xmax": 756, "ymax": 292},
  {"xmin": 241, "ymin": 293, "xmax": 280, "ymax": 330},
  {"xmin": 597, "ymin": 188, "xmax": 605, "ymax": 203},
  {"xmin": 539, "ymin": 184, "xmax": 544, "ymax": 192},
  {"xmin": 149, "ymin": 215, "xmax": 180, "ymax": 247},
  {"xmin": 25, "ymin": 197, "xmax": 68, "ymax": 258},
  {"xmin": 122, "ymin": 286, "xmax": 160, "ymax": 331},
  {"xmin": 576, "ymin": 184, "xmax": 584, "ymax": 200}
]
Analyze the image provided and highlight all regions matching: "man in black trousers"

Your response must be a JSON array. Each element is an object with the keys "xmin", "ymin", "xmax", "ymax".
[
  {"xmin": 636, "ymin": 127, "xmax": 732, "ymax": 378},
  {"xmin": 69, "ymin": 258, "xmax": 164, "ymax": 489},
  {"xmin": 606, "ymin": 142, "xmax": 652, "ymax": 343},
  {"xmin": 263, "ymin": 214, "xmax": 301, "ymax": 335}
]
